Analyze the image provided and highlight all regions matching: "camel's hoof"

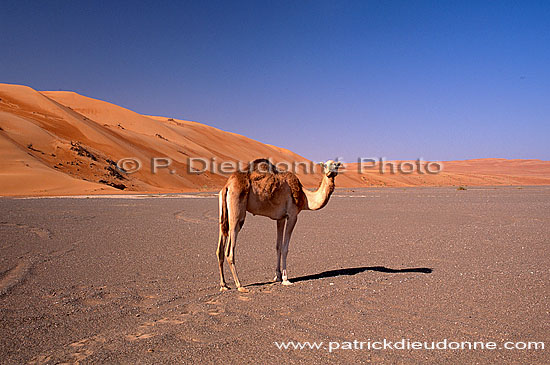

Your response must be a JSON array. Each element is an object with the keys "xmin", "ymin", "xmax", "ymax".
[
  {"xmin": 220, "ymin": 285, "xmax": 230, "ymax": 292},
  {"xmin": 237, "ymin": 286, "xmax": 249, "ymax": 293},
  {"xmin": 282, "ymin": 280, "xmax": 293, "ymax": 286},
  {"xmin": 273, "ymin": 276, "xmax": 282, "ymax": 282}
]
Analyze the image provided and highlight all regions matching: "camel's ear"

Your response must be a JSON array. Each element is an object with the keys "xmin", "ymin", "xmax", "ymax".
[{"xmin": 319, "ymin": 162, "xmax": 326, "ymax": 169}]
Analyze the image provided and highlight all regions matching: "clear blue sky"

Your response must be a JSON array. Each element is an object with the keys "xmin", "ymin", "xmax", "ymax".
[{"xmin": 2, "ymin": 1, "xmax": 549, "ymax": 161}]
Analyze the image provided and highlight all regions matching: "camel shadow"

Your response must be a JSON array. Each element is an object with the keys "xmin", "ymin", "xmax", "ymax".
[{"xmin": 247, "ymin": 266, "xmax": 433, "ymax": 287}]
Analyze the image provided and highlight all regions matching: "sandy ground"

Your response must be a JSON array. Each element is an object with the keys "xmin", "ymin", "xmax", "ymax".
[{"xmin": 1, "ymin": 187, "xmax": 548, "ymax": 363}]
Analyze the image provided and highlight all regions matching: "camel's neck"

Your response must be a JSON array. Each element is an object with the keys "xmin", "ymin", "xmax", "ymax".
[{"xmin": 302, "ymin": 175, "xmax": 335, "ymax": 211}]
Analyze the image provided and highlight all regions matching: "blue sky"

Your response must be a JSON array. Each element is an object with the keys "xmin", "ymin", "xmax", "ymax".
[{"xmin": 2, "ymin": 0, "xmax": 549, "ymax": 161}]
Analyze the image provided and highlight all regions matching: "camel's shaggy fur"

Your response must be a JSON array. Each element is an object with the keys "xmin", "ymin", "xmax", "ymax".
[{"xmin": 247, "ymin": 159, "xmax": 305, "ymax": 208}]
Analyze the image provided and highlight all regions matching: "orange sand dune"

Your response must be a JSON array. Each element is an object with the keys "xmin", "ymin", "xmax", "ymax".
[
  {"xmin": 342, "ymin": 159, "xmax": 550, "ymax": 187},
  {"xmin": 442, "ymin": 158, "xmax": 550, "ymax": 177},
  {"xmin": 1, "ymin": 83, "xmax": 549, "ymax": 196}
]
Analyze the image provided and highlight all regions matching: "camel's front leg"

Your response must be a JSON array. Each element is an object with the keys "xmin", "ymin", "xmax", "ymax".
[
  {"xmin": 274, "ymin": 218, "xmax": 285, "ymax": 282},
  {"xmin": 281, "ymin": 215, "xmax": 297, "ymax": 286}
]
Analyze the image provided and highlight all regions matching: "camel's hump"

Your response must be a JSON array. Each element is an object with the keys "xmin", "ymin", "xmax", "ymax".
[{"xmin": 247, "ymin": 158, "xmax": 279, "ymax": 174}]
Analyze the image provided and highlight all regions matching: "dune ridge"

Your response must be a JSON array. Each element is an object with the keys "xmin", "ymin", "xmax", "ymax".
[{"xmin": 1, "ymin": 83, "xmax": 549, "ymax": 196}]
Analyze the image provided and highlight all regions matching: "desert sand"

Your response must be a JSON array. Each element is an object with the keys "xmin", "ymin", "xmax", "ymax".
[
  {"xmin": 1, "ymin": 83, "xmax": 549, "ymax": 197},
  {"xmin": 1, "ymin": 187, "xmax": 548, "ymax": 363},
  {"xmin": 1, "ymin": 84, "xmax": 548, "ymax": 362}
]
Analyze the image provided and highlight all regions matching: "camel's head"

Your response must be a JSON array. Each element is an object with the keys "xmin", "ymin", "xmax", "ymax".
[{"xmin": 319, "ymin": 160, "xmax": 344, "ymax": 178}]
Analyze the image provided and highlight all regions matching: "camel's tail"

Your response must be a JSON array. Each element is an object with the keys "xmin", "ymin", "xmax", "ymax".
[{"xmin": 219, "ymin": 187, "xmax": 229, "ymax": 236}]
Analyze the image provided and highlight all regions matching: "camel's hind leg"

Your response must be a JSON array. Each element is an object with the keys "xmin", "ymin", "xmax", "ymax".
[
  {"xmin": 226, "ymin": 192, "xmax": 248, "ymax": 292},
  {"xmin": 217, "ymin": 187, "xmax": 230, "ymax": 291},
  {"xmin": 217, "ymin": 229, "xmax": 229, "ymax": 291}
]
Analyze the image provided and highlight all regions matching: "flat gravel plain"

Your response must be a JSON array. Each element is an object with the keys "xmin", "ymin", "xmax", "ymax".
[{"xmin": 0, "ymin": 186, "xmax": 549, "ymax": 363}]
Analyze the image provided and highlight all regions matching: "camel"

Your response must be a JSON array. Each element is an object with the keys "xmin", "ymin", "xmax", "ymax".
[{"xmin": 216, "ymin": 158, "xmax": 343, "ymax": 292}]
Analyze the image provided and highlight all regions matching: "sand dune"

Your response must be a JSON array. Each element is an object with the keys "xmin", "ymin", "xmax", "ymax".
[{"xmin": 1, "ymin": 83, "xmax": 549, "ymax": 196}]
